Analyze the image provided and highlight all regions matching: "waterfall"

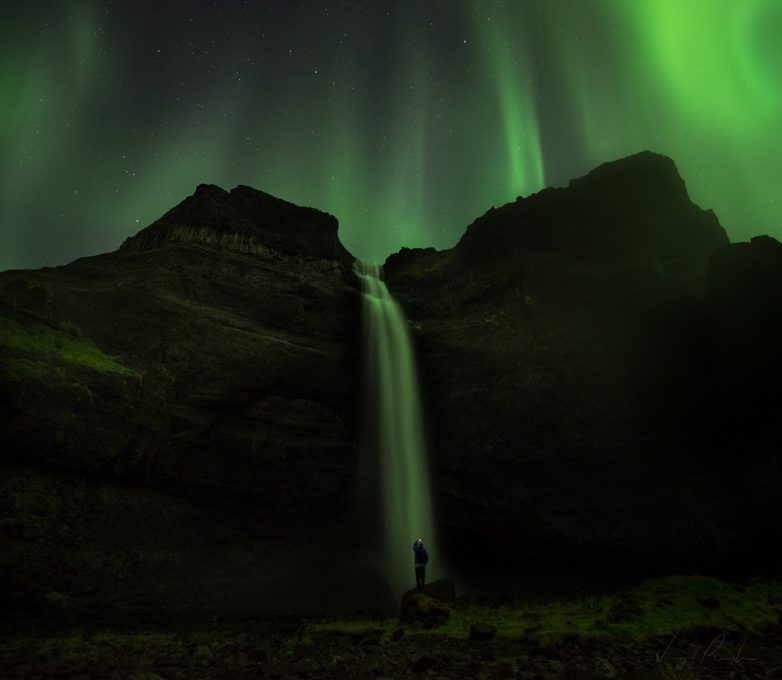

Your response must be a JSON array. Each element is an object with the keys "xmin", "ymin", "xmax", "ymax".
[{"xmin": 354, "ymin": 260, "xmax": 437, "ymax": 595}]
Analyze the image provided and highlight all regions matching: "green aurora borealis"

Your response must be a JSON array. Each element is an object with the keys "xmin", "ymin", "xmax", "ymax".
[{"xmin": 1, "ymin": 0, "xmax": 780, "ymax": 271}]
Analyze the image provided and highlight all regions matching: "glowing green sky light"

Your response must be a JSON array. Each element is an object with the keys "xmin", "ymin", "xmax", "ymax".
[
  {"xmin": 474, "ymin": 3, "xmax": 544, "ymax": 199},
  {"xmin": 544, "ymin": 0, "xmax": 781, "ymax": 247},
  {"xmin": 1, "ymin": 1, "xmax": 780, "ymax": 271}
]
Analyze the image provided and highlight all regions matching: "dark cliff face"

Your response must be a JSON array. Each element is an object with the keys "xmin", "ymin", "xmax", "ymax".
[
  {"xmin": 0, "ymin": 184, "xmax": 361, "ymax": 613},
  {"xmin": 2, "ymin": 153, "xmax": 780, "ymax": 615},
  {"xmin": 384, "ymin": 152, "xmax": 780, "ymax": 586},
  {"xmin": 706, "ymin": 235, "xmax": 782, "ymax": 428}
]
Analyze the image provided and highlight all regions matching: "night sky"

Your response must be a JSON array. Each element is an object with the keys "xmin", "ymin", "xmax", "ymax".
[{"xmin": 2, "ymin": 0, "xmax": 780, "ymax": 271}]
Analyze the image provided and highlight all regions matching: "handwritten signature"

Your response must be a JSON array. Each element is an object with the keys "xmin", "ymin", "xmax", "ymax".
[{"xmin": 656, "ymin": 631, "xmax": 758, "ymax": 671}]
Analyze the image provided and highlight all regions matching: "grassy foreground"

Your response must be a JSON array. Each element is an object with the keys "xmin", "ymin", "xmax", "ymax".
[
  {"xmin": 309, "ymin": 573, "xmax": 782, "ymax": 643},
  {"xmin": 1, "ymin": 575, "xmax": 780, "ymax": 670}
]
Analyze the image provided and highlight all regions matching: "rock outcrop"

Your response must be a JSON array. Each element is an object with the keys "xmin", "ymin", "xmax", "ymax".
[
  {"xmin": 121, "ymin": 183, "xmax": 348, "ymax": 267},
  {"xmin": 453, "ymin": 151, "xmax": 726, "ymax": 285}
]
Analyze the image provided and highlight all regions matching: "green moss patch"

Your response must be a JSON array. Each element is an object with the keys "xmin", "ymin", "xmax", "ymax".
[
  {"xmin": 0, "ymin": 317, "xmax": 138, "ymax": 377},
  {"xmin": 307, "ymin": 574, "xmax": 782, "ymax": 644}
]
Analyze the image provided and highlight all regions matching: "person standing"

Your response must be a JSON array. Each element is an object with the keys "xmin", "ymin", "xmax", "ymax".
[{"xmin": 413, "ymin": 538, "xmax": 428, "ymax": 591}]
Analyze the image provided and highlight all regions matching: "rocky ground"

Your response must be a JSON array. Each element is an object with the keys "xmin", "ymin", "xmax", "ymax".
[
  {"xmin": 3, "ymin": 573, "xmax": 782, "ymax": 679},
  {"xmin": 1, "ymin": 617, "xmax": 781, "ymax": 679}
]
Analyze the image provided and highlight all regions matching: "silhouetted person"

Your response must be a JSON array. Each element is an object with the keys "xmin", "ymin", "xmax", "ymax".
[{"xmin": 413, "ymin": 538, "xmax": 428, "ymax": 591}]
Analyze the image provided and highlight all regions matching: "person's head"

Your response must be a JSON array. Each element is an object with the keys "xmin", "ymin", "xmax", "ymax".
[{"xmin": 416, "ymin": 538, "xmax": 423, "ymax": 546}]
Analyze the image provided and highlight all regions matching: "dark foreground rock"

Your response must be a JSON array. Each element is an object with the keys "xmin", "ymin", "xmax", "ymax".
[
  {"xmin": 399, "ymin": 593, "xmax": 451, "ymax": 628},
  {"xmin": 401, "ymin": 577, "xmax": 457, "ymax": 603},
  {"xmin": 398, "ymin": 578, "xmax": 457, "ymax": 630},
  {"xmin": 470, "ymin": 622, "xmax": 497, "ymax": 640}
]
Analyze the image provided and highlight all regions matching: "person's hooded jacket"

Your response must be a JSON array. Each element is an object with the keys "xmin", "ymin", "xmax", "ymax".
[{"xmin": 413, "ymin": 541, "xmax": 428, "ymax": 566}]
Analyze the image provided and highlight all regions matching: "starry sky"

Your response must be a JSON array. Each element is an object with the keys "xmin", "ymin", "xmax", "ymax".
[{"xmin": 1, "ymin": 0, "xmax": 781, "ymax": 271}]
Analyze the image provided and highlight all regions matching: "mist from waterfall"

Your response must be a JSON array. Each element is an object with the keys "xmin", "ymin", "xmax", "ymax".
[{"xmin": 354, "ymin": 260, "xmax": 437, "ymax": 596}]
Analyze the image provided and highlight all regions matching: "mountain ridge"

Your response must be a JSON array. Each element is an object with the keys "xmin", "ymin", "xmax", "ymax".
[{"xmin": 120, "ymin": 181, "xmax": 353, "ymax": 267}]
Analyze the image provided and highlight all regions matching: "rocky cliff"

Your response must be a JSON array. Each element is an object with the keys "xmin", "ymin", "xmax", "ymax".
[
  {"xmin": 0, "ymin": 184, "xmax": 362, "ymax": 614},
  {"xmin": 2, "ymin": 153, "xmax": 781, "ymax": 615},
  {"xmin": 384, "ymin": 152, "xmax": 781, "ymax": 588}
]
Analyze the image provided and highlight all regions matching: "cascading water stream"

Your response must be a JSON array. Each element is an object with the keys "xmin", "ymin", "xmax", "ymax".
[{"xmin": 354, "ymin": 260, "xmax": 437, "ymax": 595}]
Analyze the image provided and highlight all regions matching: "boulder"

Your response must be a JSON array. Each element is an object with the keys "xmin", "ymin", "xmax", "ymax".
[
  {"xmin": 410, "ymin": 651, "xmax": 439, "ymax": 673},
  {"xmin": 401, "ymin": 577, "xmax": 456, "ymax": 603},
  {"xmin": 469, "ymin": 622, "xmax": 497, "ymax": 640},
  {"xmin": 399, "ymin": 593, "xmax": 450, "ymax": 627}
]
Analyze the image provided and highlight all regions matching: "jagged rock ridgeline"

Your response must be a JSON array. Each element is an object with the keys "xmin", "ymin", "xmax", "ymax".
[
  {"xmin": 1, "ymin": 152, "xmax": 781, "ymax": 616},
  {"xmin": 454, "ymin": 152, "xmax": 727, "ymax": 283},
  {"xmin": 121, "ymin": 183, "xmax": 352, "ymax": 268}
]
